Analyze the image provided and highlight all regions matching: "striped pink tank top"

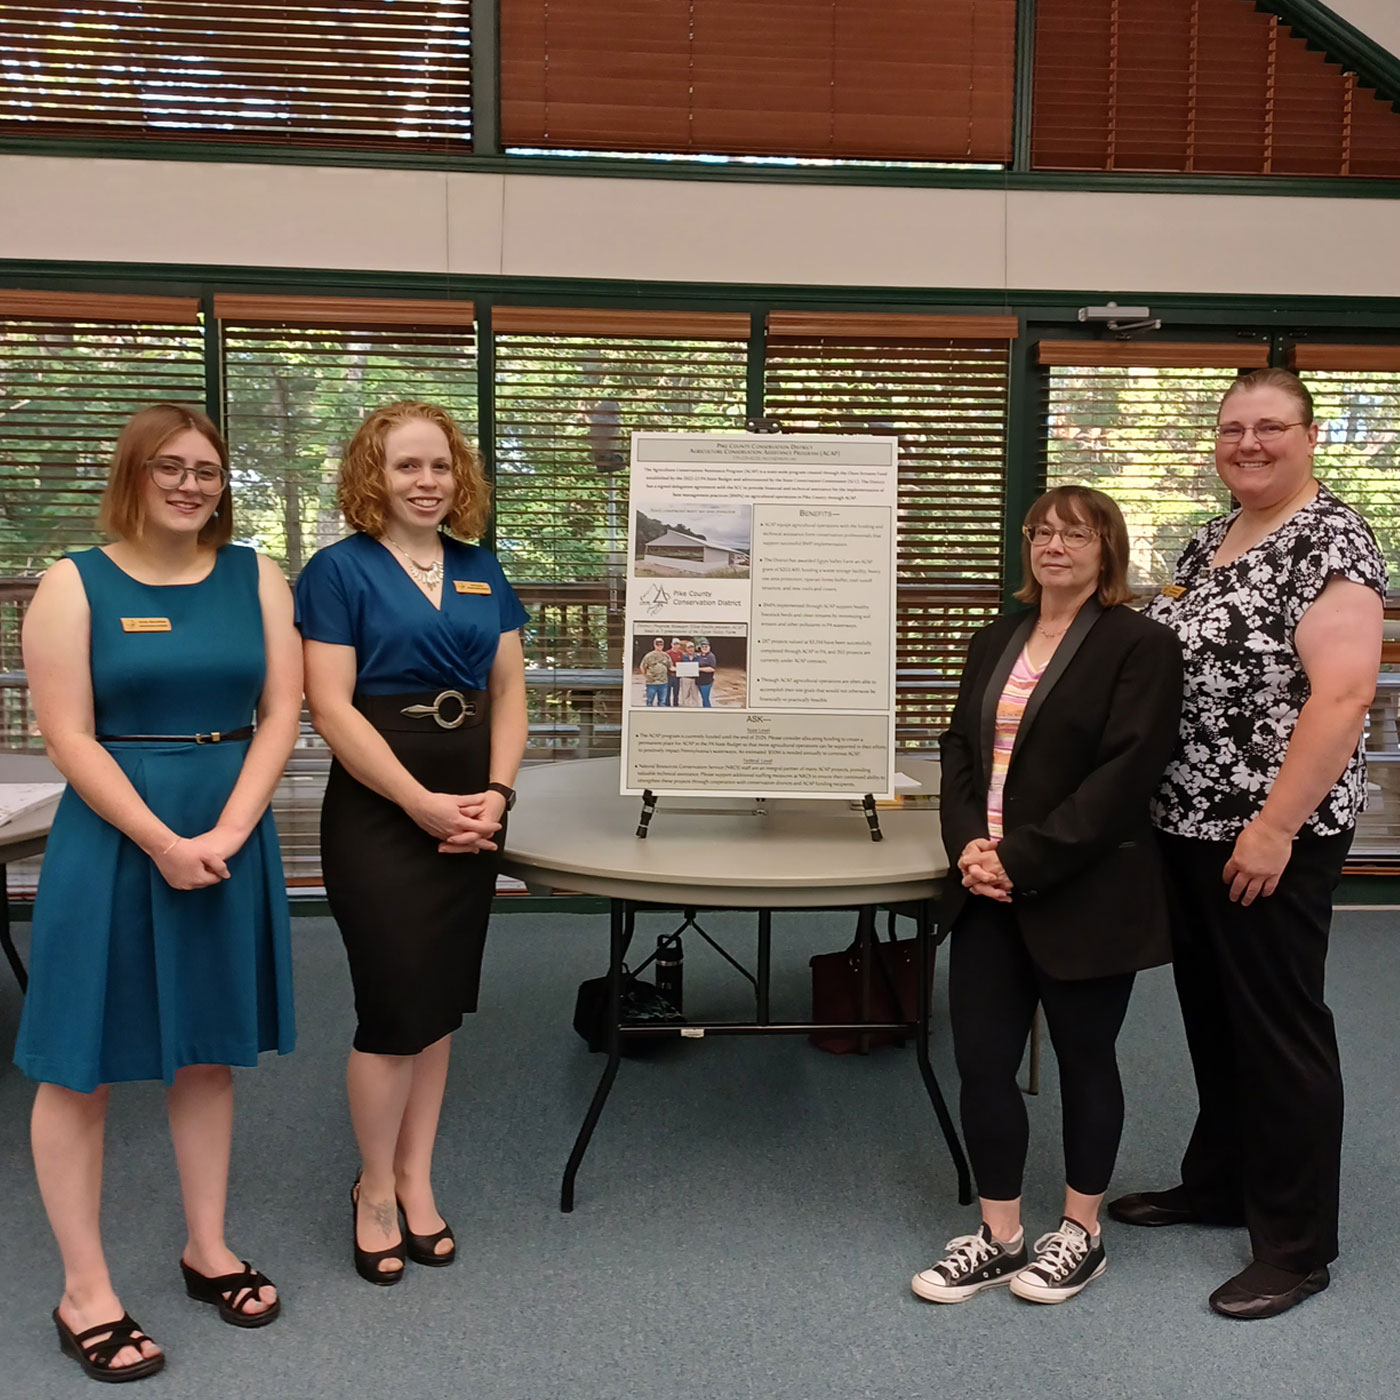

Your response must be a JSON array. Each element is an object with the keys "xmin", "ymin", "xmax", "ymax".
[{"xmin": 986, "ymin": 647, "xmax": 1046, "ymax": 841}]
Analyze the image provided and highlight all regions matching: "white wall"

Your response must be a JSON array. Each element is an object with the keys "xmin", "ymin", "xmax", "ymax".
[
  {"xmin": 3, "ymin": 154, "xmax": 1399, "ymax": 300},
  {"xmin": 1328, "ymin": 0, "xmax": 1400, "ymax": 59}
]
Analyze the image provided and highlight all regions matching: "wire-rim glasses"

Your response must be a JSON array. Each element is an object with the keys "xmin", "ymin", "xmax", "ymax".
[
  {"xmin": 145, "ymin": 457, "xmax": 227, "ymax": 495},
  {"xmin": 1214, "ymin": 420, "xmax": 1305, "ymax": 444},
  {"xmin": 1022, "ymin": 523, "xmax": 1099, "ymax": 549}
]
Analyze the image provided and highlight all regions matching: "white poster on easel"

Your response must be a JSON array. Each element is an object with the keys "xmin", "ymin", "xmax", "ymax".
[{"xmin": 621, "ymin": 432, "xmax": 899, "ymax": 799}]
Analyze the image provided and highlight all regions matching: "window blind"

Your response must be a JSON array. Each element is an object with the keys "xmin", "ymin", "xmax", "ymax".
[
  {"xmin": 0, "ymin": 297, "xmax": 205, "ymax": 577},
  {"xmin": 219, "ymin": 300, "xmax": 477, "ymax": 887},
  {"xmin": 1032, "ymin": 0, "xmax": 1400, "ymax": 176},
  {"xmin": 1043, "ymin": 358, "xmax": 1246, "ymax": 588},
  {"xmin": 500, "ymin": 0, "xmax": 1015, "ymax": 162},
  {"xmin": 0, "ymin": 2, "xmax": 473, "ymax": 150},
  {"xmin": 763, "ymin": 315, "xmax": 1013, "ymax": 748},
  {"xmin": 219, "ymin": 300, "xmax": 477, "ymax": 576},
  {"xmin": 1290, "ymin": 364, "xmax": 1400, "ymax": 588},
  {"xmin": 492, "ymin": 308, "xmax": 748, "ymax": 758}
]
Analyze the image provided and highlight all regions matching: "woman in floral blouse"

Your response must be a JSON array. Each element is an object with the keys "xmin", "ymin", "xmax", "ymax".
[{"xmin": 1109, "ymin": 369, "xmax": 1386, "ymax": 1321}]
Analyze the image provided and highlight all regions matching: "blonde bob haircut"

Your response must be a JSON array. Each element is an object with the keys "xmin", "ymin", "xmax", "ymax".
[
  {"xmin": 339, "ymin": 401, "xmax": 490, "ymax": 540},
  {"xmin": 98, "ymin": 403, "xmax": 233, "ymax": 548},
  {"xmin": 1014, "ymin": 485, "xmax": 1135, "ymax": 609}
]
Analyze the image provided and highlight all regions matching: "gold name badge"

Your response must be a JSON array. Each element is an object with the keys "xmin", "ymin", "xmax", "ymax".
[
  {"xmin": 121, "ymin": 617, "xmax": 172, "ymax": 633},
  {"xmin": 454, "ymin": 581, "xmax": 491, "ymax": 595},
  {"xmin": 1160, "ymin": 584, "xmax": 1187, "ymax": 599}
]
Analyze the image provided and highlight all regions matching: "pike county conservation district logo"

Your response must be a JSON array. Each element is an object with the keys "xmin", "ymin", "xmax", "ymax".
[{"xmin": 640, "ymin": 582, "xmax": 672, "ymax": 614}]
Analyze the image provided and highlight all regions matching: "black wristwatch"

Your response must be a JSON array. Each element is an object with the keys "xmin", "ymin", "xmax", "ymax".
[{"xmin": 487, "ymin": 782, "xmax": 517, "ymax": 811}]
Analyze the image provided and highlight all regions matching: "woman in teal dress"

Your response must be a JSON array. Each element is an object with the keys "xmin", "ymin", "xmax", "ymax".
[{"xmin": 15, "ymin": 403, "xmax": 300, "ymax": 1382}]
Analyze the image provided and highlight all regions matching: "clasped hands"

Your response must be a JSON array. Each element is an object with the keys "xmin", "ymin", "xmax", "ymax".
[
  {"xmin": 152, "ymin": 824, "xmax": 246, "ymax": 890},
  {"xmin": 413, "ymin": 787, "xmax": 507, "ymax": 855},
  {"xmin": 958, "ymin": 838, "xmax": 1013, "ymax": 904}
]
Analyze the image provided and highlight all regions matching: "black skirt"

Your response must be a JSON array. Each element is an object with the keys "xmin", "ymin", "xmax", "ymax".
[{"xmin": 321, "ymin": 691, "xmax": 500, "ymax": 1055}]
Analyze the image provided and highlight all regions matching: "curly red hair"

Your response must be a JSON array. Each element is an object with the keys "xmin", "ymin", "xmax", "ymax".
[{"xmin": 338, "ymin": 402, "xmax": 490, "ymax": 540}]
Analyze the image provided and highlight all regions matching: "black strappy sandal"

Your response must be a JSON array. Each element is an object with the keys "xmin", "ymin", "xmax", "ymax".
[
  {"xmin": 398, "ymin": 1198, "xmax": 456, "ymax": 1267},
  {"xmin": 54, "ymin": 1308, "xmax": 165, "ymax": 1383},
  {"xmin": 352, "ymin": 1174, "xmax": 406, "ymax": 1285},
  {"xmin": 180, "ymin": 1259, "xmax": 281, "ymax": 1328}
]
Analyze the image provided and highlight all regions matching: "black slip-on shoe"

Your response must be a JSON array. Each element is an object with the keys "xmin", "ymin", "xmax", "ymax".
[
  {"xmin": 1209, "ymin": 1262, "xmax": 1330, "ymax": 1320},
  {"xmin": 1108, "ymin": 1187, "xmax": 1243, "ymax": 1228}
]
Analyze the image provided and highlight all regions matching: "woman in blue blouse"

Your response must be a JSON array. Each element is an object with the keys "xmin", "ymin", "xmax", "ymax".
[{"xmin": 296, "ymin": 402, "xmax": 527, "ymax": 1285}]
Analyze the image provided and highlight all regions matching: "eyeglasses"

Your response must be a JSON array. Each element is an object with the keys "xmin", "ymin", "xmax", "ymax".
[
  {"xmin": 145, "ymin": 457, "xmax": 227, "ymax": 495},
  {"xmin": 1022, "ymin": 524, "xmax": 1099, "ymax": 549},
  {"xmin": 1214, "ymin": 421, "xmax": 1305, "ymax": 443}
]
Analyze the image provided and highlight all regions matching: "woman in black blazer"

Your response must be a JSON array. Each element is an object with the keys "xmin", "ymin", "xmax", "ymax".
[{"xmin": 911, "ymin": 485, "xmax": 1182, "ymax": 1308}]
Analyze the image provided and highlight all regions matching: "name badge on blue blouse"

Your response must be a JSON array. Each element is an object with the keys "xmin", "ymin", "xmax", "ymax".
[
  {"xmin": 454, "ymin": 581, "xmax": 491, "ymax": 595},
  {"xmin": 121, "ymin": 617, "xmax": 172, "ymax": 632}
]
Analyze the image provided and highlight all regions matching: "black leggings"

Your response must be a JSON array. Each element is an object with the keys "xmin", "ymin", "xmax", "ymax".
[{"xmin": 949, "ymin": 899, "xmax": 1136, "ymax": 1200}]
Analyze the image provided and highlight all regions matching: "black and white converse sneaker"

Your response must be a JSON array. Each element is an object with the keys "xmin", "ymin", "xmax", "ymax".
[
  {"xmin": 1008, "ymin": 1217, "xmax": 1106, "ymax": 1303},
  {"xmin": 911, "ymin": 1222, "xmax": 1027, "ymax": 1303}
]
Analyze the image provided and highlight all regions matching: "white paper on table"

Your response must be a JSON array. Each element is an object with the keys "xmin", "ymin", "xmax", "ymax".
[
  {"xmin": 0, "ymin": 782, "xmax": 65, "ymax": 827},
  {"xmin": 893, "ymin": 772, "xmax": 922, "ymax": 790}
]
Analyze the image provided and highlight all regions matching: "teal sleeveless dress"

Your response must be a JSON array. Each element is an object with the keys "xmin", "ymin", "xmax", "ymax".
[{"xmin": 13, "ymin": 545, "xmax": 296, "ymax": 1093}]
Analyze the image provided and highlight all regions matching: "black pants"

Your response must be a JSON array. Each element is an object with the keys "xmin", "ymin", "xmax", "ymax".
[
  {"xmin": 950, "ymin": 899, "xmax": 1136, "ymax": 1201},
  {"xmin": 1158, "ymin": 828, "xmax": 1351, "ymax": 1272}
]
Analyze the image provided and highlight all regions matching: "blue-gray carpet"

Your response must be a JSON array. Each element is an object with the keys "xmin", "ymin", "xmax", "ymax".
[{"xmin": 1, "ymin": 906, "xmax": 1397, "ymax": 1400}]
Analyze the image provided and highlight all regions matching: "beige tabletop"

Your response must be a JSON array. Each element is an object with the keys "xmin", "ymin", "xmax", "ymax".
[
  {"xmin": 0, "ymin": 751, "xmax": 64, "ymax": 864},
  {"xmin": 501, "ymin": 756, "xmax": 947, "ymax": 907}
]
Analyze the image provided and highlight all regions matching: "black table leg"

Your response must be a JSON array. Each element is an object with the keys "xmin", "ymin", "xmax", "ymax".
[
  {"xmin": 561, "ymin": 897, "xmax": 627, "ymax": 1212},
  {"xmin": 0, "ymin": 863, "xmax": 25, "ymax": 994},
  {"xmin": 857, "ymin": 904, "xmax": 875, "ymax": 1054},
  {"xmin": 756, "ymin": 910, "xmax": 771, "ymax": 1024},
  {"xmin": 914, "ymin": 900, "xmax": 972, "ymax": 1205}
]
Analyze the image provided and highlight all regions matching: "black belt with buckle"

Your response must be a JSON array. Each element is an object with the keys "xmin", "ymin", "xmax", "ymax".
[
  {"xmin": 355, "ymin": 689, "xmax": 488, "ymax": 733},
  {"xmin": 98, "ymin": 725, "xmax": 255, "ymax": 745}
]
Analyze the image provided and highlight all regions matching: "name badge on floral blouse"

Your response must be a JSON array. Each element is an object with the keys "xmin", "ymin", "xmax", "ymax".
[{"xmin": 1160, "ymin": 584, "xmax": 1187, "ymax": 600}]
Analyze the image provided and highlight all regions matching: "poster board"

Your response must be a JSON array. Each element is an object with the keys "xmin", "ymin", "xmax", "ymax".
[{"xmin": 621, "ymin": 433, "xmax": 899, "ymax": 800}]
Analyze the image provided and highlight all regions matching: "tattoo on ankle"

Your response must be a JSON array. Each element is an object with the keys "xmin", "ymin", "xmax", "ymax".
[{"xmin": 371, "ymin": 1200, "xmax": 396, "ymax": 1234}]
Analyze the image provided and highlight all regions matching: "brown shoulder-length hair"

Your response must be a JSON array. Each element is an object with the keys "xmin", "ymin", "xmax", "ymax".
[
  {"xmin": 1014, "ymin": 485, "xmax": 1135, "ymax": 608},
  {"xmin": 97, "ymin": 403, "xmax": 233, "ymax": 547},
  {"xmin": 339, "ymin": 401, "xmax": 490, "ymax": 539}
]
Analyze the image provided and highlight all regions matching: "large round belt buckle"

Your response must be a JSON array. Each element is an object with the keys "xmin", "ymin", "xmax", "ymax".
[
  {"xmin": 399, "ymin": 689, "xmax": 472, "ymax": 728},
  {"xmin": 430, "ymin": 689, "xmax": 469, "ymax": 729}
]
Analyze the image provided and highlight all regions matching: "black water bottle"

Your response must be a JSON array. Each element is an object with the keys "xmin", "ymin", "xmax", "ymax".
[{"xmin": 655, "ymin": 934, "xmax": 684, "ymax": 1013}]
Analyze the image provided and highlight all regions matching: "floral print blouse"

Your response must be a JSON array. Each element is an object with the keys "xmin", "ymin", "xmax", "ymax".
[{"xmin": 1146, "ymin": 484, "xmax": 1387, "ymax": 841}]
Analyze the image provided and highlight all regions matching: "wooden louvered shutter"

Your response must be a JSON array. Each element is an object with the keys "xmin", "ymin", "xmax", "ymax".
[
  {"xmin": 0, "ymin": 2, "xmax": 473, "ymax": 151},
  {"xmin": 0, "ymin": 290, "xmax": 205, "ymax": 576},
  {"xmin": 1039, "ymin": 340, "xmax": 1268, "ymax": 587},
  {"xmin": 492, "ymin": 308, "xmax": 749, "ymax": 759},
  {"xmin": 763, "ymin": 313, "xmax": 1016, "ymax": 749},
  {"xmin": 1032, "ymin": 0, "xmax": 1400, "ymax": 176},
  {"xmin": 500, "ymin": 0, "xmax": 1015, "ymax": 162}
]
